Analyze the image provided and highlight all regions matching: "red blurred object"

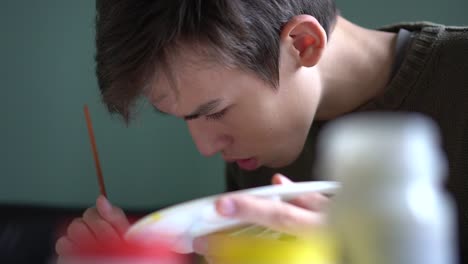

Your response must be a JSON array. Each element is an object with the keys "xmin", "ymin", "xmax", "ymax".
[{"xmin": 68, "ymin": 238, "xmax": 188, "ymax": 264}]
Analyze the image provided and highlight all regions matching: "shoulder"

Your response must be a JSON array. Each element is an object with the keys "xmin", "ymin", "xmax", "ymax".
[
  {"xmin": 389, "ymin": 22, "xmax": 468, "ymax": 70},
  {"xmin": 436, "ymin": 25, "xmax": 468, "ymax": 52},
  {"xmin": 380, "ymin": 21, "xmax": 468, "ymax": 43},
  {"xmin": 378, "ymin": 21, "xmax": 466, "ymax": 31}
]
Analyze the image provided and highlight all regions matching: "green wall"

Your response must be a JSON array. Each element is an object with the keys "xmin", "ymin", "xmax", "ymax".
[
  {"xmin": 337, "ymin": 0, "xmax": 467, "ymax": 28},
  {"xmin": 1, "ymin": 0, "xmax": 467, "ymax": 210}
]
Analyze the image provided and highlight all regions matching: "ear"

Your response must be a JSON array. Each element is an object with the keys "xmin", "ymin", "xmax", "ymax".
[{"xmin": 280, "ymin": 15, "xmax": 327, "ymax": 67}]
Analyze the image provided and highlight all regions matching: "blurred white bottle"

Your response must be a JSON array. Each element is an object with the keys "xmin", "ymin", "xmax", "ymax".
[{"xmin": 317, "ymin": 113, "xmax": 457, "ymax": 264}]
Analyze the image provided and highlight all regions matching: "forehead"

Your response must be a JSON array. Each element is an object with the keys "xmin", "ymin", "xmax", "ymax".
[{"xmin": 145, "ymin": 50, "xmax": 235, "ymax": 110}]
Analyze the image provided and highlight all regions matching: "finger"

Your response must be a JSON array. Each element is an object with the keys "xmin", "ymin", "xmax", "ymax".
[
  {"xmin": 96, "ymin": 195, "xmax": 130, "ymax": 235},
  {"xmin": 66, "ymin": 218, "xmax": 98, "ymax": 248},
  {"xmin": 271, "ymin": 174, "xmax": 293, "ymax": 185},
  {"xmin": 287, "ymin": 192, "xmax": 330, "ymax": 212},
  {"xmin": 56, "ymin": 256, "xmax": 66, "ymax": 264},
  {"xmin": 270, "ymin": 175, "xmax": 330, "ymax": 211},
  {"xmin": 215, "ymin": 195, "xmax": 324, "ymax": 236},
  {"xmin": 55, "ymin": 236, "xmax": 77, "ymax": 256},
  {"xmin": 82, "ymin": 207, "xmax": 122, "ymax": 244}
]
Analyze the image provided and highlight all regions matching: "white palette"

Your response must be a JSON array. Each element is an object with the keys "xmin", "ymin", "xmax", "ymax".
[{"xmin": 126, "ymin": 181, "xmax": 340, "ymax": 253}]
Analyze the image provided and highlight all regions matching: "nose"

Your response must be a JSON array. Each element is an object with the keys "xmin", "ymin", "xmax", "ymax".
[{"xmin": 187, "ymin": 120, "xmax": 232, "ymax": 157}]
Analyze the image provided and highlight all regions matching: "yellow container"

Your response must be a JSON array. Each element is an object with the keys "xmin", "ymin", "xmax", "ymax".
[{"xmin": 198, "ymin": 226, "xmax": 337, "ymax": 264}]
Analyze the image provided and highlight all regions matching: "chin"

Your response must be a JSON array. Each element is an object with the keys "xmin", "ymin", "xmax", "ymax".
[
  {"xmin": 265, "ymin": 159, "xmax": 292, "ymax": 169},
  {"xmin": 269, "ymin": 152, "xmax": 301, "ymax": 168}
]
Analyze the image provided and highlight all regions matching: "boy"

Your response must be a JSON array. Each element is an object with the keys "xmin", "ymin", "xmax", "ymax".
[{"xmin": 57, "ymin": 0, "xmax": 468, "ymax": 262}]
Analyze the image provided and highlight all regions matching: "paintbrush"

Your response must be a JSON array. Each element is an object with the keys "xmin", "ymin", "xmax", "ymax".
[{"xmin": 84, "ymin": 104, "xmax": 107, "ymax": 197}]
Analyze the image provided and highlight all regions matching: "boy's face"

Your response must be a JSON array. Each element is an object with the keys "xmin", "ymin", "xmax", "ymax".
[{"xmin": 146, "ymin": 47, "xmax": 322, "ymax": 171}]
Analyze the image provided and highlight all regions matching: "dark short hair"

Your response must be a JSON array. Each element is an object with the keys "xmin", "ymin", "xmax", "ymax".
[{"xmin": 95, "ymin": 0, "xmax": 338, "ymax": 122}]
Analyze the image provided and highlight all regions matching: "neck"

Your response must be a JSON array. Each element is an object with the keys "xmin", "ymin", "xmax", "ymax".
[{"xmin": 315, "ymin": 17, "xmax": 398, "ymax": 120}]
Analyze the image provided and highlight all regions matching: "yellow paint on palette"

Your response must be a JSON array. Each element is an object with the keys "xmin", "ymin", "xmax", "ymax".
[
  {"xmin": 126, "ymin": 212, "xmax": 163, "ymax": 236},
  {"xmin": 149, "ymin": 213, "xmax": 162, "ymax": 222}
]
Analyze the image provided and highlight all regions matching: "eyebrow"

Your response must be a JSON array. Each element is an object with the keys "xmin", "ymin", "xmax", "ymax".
[{"xmin": 184, "ymin": 99, "xmax": 223, "ymax": 120}]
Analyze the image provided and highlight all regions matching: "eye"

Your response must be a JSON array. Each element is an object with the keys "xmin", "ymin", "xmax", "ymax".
[{"xmin": 206, "ymin": 108, "xmax": 228, "ymax": 121}]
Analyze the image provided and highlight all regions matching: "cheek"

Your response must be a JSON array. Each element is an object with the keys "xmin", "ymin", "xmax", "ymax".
[
  {"xmin": 228, "ymin": 104, "xmax": 282, "ymax": 142},
  {"xmin": 225, "ymin": 84, "xmax": 288, "ymax": 144}
]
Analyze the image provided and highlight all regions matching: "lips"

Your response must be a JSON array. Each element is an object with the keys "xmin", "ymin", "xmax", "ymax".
[
  {"xmin": 235, "ymin": 158, "xmax": 259, "ymax": 171},
  {"xmin": 223, "ymin": 155, "xmax": 259, "ymax": 171}
]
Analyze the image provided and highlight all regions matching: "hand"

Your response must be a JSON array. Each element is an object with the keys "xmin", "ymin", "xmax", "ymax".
[
  {"xmin": 55, "ymin": 195, "xmax": 130, "ymax": 257},
  {"xmin": 194, "ymin": 174, "xmax": 331, "ymax": 263}
]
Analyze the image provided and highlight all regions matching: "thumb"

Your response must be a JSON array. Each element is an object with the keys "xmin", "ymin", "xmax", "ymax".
[
  {"xmin": 271, "ymin": 173, "xmax": 293, "ymax": 185},
  {"xmin": 215, "ymin": 195, "xmax": 324, "ymax": 236},
  {"xmin": 96, "ymin": 195, "xmax": 130, "ymax": 235}
]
